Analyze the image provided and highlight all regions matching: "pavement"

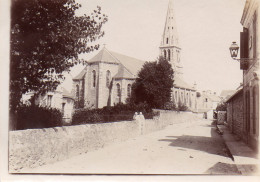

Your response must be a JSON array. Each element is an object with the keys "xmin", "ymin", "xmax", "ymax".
[
  {"xmin": 216, "ymin": 123, "xmax": 259, "ymax": 175},
  {"xmin": 20, "ymin": 118, "xmax": 244, "ymax": 175}
]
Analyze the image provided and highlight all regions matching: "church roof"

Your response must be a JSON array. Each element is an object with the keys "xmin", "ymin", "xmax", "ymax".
[
  {"xmin": 88, "ymin": 47, "xmax": 120, "ymax": 64},
  {"xmin": 108, "ymin": 50, "xmax": 144, "ymax": 77},
  {"xmin": 113, "ymin": 64, "xmax": 135, "ymax": 79},
  {"xmin": 73, "ymin": 47, "xmax": 145, "ymax": 80},
  {"xmin": 173, "ymin": 75, "xmax": 195, "ymax": 91},
  {"xmin": 73, "ymin": 68, "xmax": 87, "ymax": 80}
]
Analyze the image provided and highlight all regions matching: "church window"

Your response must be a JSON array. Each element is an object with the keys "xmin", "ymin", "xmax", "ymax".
[
  {"xmin": 106, "ymin": 70, "xmax": 111, "ymax": 88},
  {"xmin": 47, "ymin": 95, "xmax": 52, "ymax": 107},
  {"xmin": 127, "ymin": 84, "xmax": 131, "ymax": 97},
  {"xmin": 168, "ymin": 49, "xmax": 171, "ymax": 60},
  {"xmin": 116, "ymin": 83, "xmax": 121, "ymax": 103},
  {"xmin": 172, "ymin": 27, "xmax": 173, "ymax": 29},
  {"xmin": 92, "ymin": 70, "xmax": 96, "ymax": 88},
  {"xmin": 164, "ymin": 50, "xmax": 167, "ymax": 59},
  {"xmin": 76, "ymin": 84, "xmax": 79, "ymax": 100},
  {"xmin": 166, "ymin": 38, "xmax": 168, "ymax": 44}
]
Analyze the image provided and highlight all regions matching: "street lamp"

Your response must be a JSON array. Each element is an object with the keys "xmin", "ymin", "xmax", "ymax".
[
  {"xmin": 229, "ymin": 41, "xmax": 259, "ymax": 70},
  {"xmin": 229, "ymin": 42, "xmax": 239, "ymax": 60}
]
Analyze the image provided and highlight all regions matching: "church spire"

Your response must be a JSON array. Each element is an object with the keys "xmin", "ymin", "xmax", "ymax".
[{"xmin": 160, "ymin": 0, "xmax": 182, "ymax": 76}]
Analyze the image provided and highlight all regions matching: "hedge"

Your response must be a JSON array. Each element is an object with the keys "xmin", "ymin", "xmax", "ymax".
[
  {"xmin": 14, "ymin": 105, "xmax": 63, "ymax": 130},
  {"xmin": 72, "ymin": 102, "xmax": 159, "ymax": 125}
]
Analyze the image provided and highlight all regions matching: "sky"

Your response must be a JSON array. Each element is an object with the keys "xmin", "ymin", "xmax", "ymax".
[{"xmin": 63, "ymin": 0, "xmax": 245, "ymax": 94}]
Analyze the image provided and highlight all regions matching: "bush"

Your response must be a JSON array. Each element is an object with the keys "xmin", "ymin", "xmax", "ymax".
[
  {"xmin": 163, "ymin": 101, "xmax": 176, "ymax": 110},
  {"xmin": 72, "ymin": 102, "xmax": 158, "ymax": 125},
  {"xmin": 177, "ymin": 102, "xmax": 188, "ymax": 111},
  {"xmin": 15, "ymin": 105, "xmax": 63, "ymax": 130}
]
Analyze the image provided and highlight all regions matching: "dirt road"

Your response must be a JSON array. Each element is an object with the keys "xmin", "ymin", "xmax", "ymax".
[{"xmin": 21, "ymin": 119, "xmax": 241, "ymax": 174}]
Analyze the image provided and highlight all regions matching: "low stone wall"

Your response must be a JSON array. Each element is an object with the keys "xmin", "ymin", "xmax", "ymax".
[{"xmin": 9, "ymin": 111, "xmax": 201, "ymax": 172}]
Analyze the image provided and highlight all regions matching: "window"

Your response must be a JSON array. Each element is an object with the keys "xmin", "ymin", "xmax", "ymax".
[
  {"xmin": 127, "ymin": 84, "xmax": 131, "ymax": 97},
  {"xmin": 116, "ymin": 83, "xmax": 121, "ymax": 97},
  {"xmin": 164, "ymin": 50, "xmax": 167, "ymax": 59},
  {"xmin": 92, "ymin": 70, "xmax": 96, "ymax": 88},
  {"xmin": 47, "ymin": 95, "xmax": 53, "ymax": 107},
  {"xmin": 62, "ymin": 103, "xmax": 65, "ymax": 116},
  {"xmin": 106, "ymin": 70, "xmax": 111, "ymax": 88},
  {"xmin": 205, "ymin": 98, "xmax": 208, "ymax": 102},
  {"xmin": 166, "ymin": 38, "xmax": 168, "ymax": 44},
  {"xmin": 76, "ymin": 84, "xmax": 79, "ymax": 100},
  {"xmin": 168, "ymin": 49, "xmax": 171, "ymax": 60},
  {"xmin": 116, "ymin": 83, "xmax": 121, "ymax": 103}
]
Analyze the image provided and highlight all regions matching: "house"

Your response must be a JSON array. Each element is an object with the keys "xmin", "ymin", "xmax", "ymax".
[
  {"xmin": 227, "ymin": 0, "xmax": 259, "ymax": 151},
  {"xmin": 22, "ymin": 87, "xmax": 75, "ymax": 124}
]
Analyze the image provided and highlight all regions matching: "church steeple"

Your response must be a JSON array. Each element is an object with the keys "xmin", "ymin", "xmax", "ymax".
[{"xmin": 160, "ymin": 0, "xmax": 182, "ymax": 76}]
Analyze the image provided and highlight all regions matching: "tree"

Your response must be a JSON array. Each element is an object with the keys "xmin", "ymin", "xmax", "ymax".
[
  {"xmin": 10, "ymin": 0, "xmax": 108, "ymax": 111},
  {"xmin": 130, "ymin": 56, "xmax": 174, "ymax": 108}
]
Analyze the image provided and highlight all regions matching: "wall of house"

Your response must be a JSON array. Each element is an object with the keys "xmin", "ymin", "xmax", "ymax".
[
  {"xmin": 9, "ymin": 111, "xmax": 202, "ymax": 172},
  {"xmin": 241, "ymin": 2, "xmax": 259, "ymax": 151},
  {"xmin": 227, "ymin": 92, "xmax": 244, "ymax": 139}
]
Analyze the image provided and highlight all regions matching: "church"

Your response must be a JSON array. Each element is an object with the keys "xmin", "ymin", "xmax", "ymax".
[{"xmin": 73, "ymin": 0, "xmax": 197, "ymax": 110}]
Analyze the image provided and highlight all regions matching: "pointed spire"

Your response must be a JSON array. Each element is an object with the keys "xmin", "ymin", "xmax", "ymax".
[
  {"xmin": 161, "ymin": 0, "xmax": 179, "ymax": 48},
  {"xmin": 159, "ymin": 0, "xmax": 182, "ymax": 77}
]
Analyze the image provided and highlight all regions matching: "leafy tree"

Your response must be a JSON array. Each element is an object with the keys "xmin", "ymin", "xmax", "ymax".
[
  {"xmin": 130, "ymin": 56, "xmax": 174, "ymax": 108},
  {"xmin": 10, "ymin": 0, "xmax": 108, "ymax": 111}
]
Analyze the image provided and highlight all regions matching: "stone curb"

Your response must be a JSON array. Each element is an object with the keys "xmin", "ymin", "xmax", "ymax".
[{"xmin": 215, "ymin": 125, "xmax": 235, "ymax": 162}]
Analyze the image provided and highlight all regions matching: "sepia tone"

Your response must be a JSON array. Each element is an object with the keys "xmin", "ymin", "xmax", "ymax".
[{"xmin": 6, "ymin": 0, "xmax": 260, "ymax": 176}]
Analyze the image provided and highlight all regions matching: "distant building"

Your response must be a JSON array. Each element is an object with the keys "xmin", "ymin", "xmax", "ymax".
[
  {"xmin": 220, "ymin": 90, "xmax": 237, "ymax": 101},
  {"xmin": 22, "ymin": 87, "xmax": 75, "ymax": 123}
]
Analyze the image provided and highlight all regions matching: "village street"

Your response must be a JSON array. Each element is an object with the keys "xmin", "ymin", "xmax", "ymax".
[{"xmin": 21, "ymin": 118, "xmax": 241, "ymax": 175}]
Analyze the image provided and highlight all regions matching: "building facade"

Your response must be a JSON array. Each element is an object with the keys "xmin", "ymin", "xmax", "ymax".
[
  {"xmin": 240, "ymin": 0, "xmax": 259, "ymax": 151},
  {"xmin": 72, "ymin": 47, "xmax": 144, "ymax": 109}
]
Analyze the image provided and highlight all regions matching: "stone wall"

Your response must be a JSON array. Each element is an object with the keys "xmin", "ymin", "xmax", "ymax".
[{"xmin": 9, "ymin": 111, "xmax": 201, "ymax": 173}]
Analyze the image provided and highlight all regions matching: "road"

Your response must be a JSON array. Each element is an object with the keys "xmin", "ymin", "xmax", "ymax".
[{"xmin": 21, "ymin": 118, "xmax": 241, "ymax": 174}]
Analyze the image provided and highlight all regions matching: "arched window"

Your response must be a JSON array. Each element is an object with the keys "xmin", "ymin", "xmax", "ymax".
[
  {"xmin": 164, "ymin": 50, "xmax": 167, "ymax": 59},
  {"xmin": 127, "ymin": 84, "xmax": 131, "ymax": 97},
  {"xmin": 92, "ymin": 70, "xmax": 96, "ymax": 88},
  {"xmin": 168, "ymin": 49, "xmax": 171, "ymax": 60},
  {"xmin": 76, "ymin": 84, "xmax": 79, "ymax": 99},
  {"xmin": 166, "ymin": 38, "xmax": 169, "ymax": 44},
  {"xmin": 106, "ymin": 70, "xmax": 111, "ymax": 88},
  {"xmin": 116, "ymin": 83, "xmax": 121, "ymax": 97}
]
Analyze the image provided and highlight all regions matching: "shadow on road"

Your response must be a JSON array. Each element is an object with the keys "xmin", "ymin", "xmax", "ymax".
[
  {"xmin": 205, "ymin": 162, "xmax": 241, "ymax": 175},
  {"xmin": 159, "ymin": 128, "xmax": 229, "ymax": 157}
]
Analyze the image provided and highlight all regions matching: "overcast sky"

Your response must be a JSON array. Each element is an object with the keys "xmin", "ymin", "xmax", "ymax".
[{"xmin": 63, "ymin": 0, "xmax": 246, "ymax": 94}]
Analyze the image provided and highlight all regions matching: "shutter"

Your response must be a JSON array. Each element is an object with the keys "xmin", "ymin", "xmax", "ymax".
[{"xmin": 240, "ymin": 28, "xmax": 249, "ymax": 70}]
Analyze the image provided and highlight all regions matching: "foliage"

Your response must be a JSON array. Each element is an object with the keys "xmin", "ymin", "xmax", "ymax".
[
  {"xmin": 130, "ymin": 56, "xmax": 174, "ymax": 109},
  {"xmin": 14, "ymin": 105, "xmax": 63, "ymax": 130},
  {"xmin": 216, "ymin": 102, "xmax": 227, "ymax": 111},
  {"xmin": 163, "ymin": 101, "xmax": 176, "ymax": 110},
  {"xmin": 10, "ymin": 0, "xmax": 108, "ymax": 111},
  {"xmin": 177, "ymin": 102, "xmax": 188, "ymax": 111},
  {"xmin": 196, "ymin": 92, "xmax": 201, "ymax": 97},
  {"xmin": 72, "ymin": 102, "xmax": 159, "ymax": 125}
]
